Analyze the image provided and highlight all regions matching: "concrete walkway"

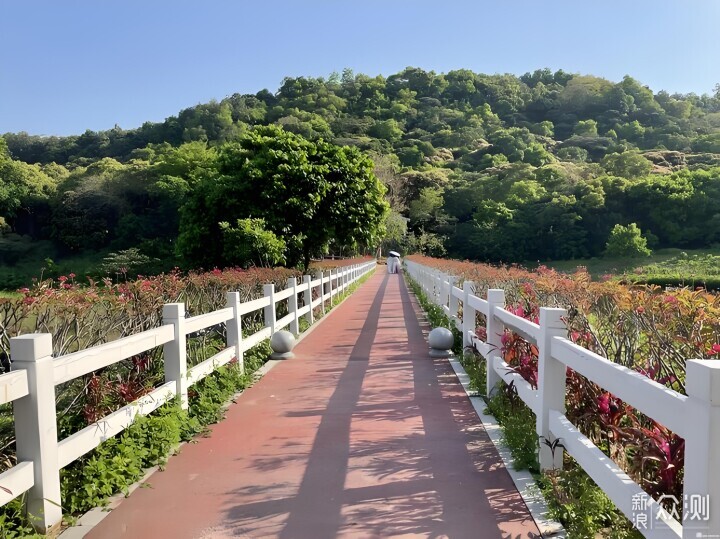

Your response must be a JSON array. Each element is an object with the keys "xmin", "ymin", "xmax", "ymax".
[{"xmin": 86, "ymin": 270, "xmax": 540, "ymax": 539}]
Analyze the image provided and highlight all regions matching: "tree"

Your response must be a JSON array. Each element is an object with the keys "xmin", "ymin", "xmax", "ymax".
[
  {"xmin": 0, "ymin": 139, "xmax": 57, "ymax": 226},
  {"xmin": 380, "ymin": 210, "xmax": 408, "ymax": 253},
  {"xmin": 177, "ymin": 125, "xmax": 388, "ymax": 270},
  {"xmin": 219, "ymin": 218, "xmax": 286, "ymax": 268},
  {"xmin": 605, "ymin": 223, "xmax": 651, "ymax": 258},
  {"xmin": 574, "ymin": 120, "xmax": 598, "ymax": 137},
  {"xmin": 601, "ymin": 152, "xmax": 652, "ymax": 178}
]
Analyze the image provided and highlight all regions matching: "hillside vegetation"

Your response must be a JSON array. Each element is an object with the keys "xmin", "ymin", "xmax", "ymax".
[{"xmin": 3, "ymin": 67, "xmax": 720, "ymax": 285}]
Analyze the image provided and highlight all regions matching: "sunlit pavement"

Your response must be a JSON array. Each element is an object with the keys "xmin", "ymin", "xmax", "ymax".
[{"xmin": 86, "ymin": 270, "xmax": 540, "ymax": 539}]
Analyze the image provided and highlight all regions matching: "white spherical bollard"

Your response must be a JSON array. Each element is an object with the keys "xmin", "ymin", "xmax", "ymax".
[
  {"xmin": 428, "ymin": 327, "xmax": 454, "ymax": 358},
  {"xmin": 270, "ymin": 330, "xmax": 296, "ymax": 360}
]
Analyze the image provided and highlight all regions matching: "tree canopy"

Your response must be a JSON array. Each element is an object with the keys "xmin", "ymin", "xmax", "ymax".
[
  {"xmin": 3, "ymin": 66, "xmax": 720, "ymax": 283},
  {"xmin": 177, "ymin": 125, "xmax": 388, "ymax": 270}
]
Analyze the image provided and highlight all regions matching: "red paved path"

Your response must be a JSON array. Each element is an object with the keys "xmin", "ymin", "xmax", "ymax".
[{"xmin": 87, "ymin": 270, "xmax": 540, "ymax": 538}]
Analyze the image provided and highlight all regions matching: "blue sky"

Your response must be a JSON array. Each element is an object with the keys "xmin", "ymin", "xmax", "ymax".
[{"xmin": 2, "ymin": 0, "xmax": 719, "ymax": 136}]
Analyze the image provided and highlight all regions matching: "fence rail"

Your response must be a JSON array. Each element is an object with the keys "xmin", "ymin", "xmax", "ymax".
[
  {"xmin": 405, "ymin": 259, "xmax": 720, "ymax": 539},
  {"xmin": 0, "ymin": 260, "xmax": 376, "ymax": 532}
]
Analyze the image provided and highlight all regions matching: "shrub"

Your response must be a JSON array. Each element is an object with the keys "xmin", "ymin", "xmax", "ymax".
[
  {"xmin": 405, "ymin": 254, "xmax": 720, "ymax": 519},
  {"xmin": 604, "ymin": 223, "xmax": 651, "ymax": 258}
]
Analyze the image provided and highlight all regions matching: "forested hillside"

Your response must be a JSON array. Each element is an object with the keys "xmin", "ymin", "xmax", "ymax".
[{"xmin": 3, "ymin": 67, "xmax": 720, "ymax": 285}]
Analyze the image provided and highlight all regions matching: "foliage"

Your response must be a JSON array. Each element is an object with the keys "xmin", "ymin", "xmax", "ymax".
[
  {"xmin": 407, "ymin": 254, "xmax": 720, "ymax": 524},
  {"xmin": 4, "ymin": 67, "xmax": 720, "ymax": 280},
  {"xmin": 177, "ymin": 125, "xmax": 388, "ymax": 270},
  {"xmin": 540, "ymin": 465, "xmax": 642, "ymax": 539},
  {"xmin": 605, "ymin": 223, "xmax": 652, "ymax": 258},
  {"xmin": 0, "ymin": 498, "xmax": 43, "ymax": 539},
  {"xmin": 485, "ymin": 389, "xmax": 539, "ymax": 472},
  {"xmin": 0, "ymin": 261, "xmax": 373, "ymax": 534},
  {"xmin": 625, "ymin": 251, "xmax": 720, "ymax": 288},
  {"xmin": 407, "ymin": 267, "xmax": 639, "ymax": 537},
  {"xmin": 100, "ymin": 248, "xmax": 161, "ymax": 277},
  {"xmin": 219, "ymin": 218, "xmax": 286, "ymax": 268}
]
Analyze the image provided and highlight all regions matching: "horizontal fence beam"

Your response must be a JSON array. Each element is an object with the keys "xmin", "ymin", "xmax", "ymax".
[
  {"xmin": 275, "ymin": 313, "xmax": 295, "ymax": 332},
  {"xmin": 0, "ymin": 461, "xmax": 34, "ymax": 507},
  {"xmin": 238, "ymin": 296, "xmax": 272, "ymax": 316},
  {"xmin": 242, "ymin": 326, "xmax": 273, "ymax": 353},
  {"xmin": 184, "ymin": 308, "xmax": 234, "ymax": 335},
  {"xmin": 551, "ymin": 337, "xmax": 689, "ymax": 438},
  {"xmin": 550, "ymin": 411, "xmax": 682, "ymax": 539},
  {"xmin": 54, "ymin": 326, "xmax": 175, "ymax": 386},
  {"xmin": 2, "ymin": 260, "xmax": 377, "ymax": 531},
  {"xmin": 186, "ymin": 347, "xmax": 236, "ymax": 386},
  {"xmin": 491, "ymin": 355, "xmax": 540, "ymax": 414},
  {"xmin": 274, "ymin": 287, "xmax": 295, "ymax": 301},
  {"xmin": 492, "ymin": 307, "xmax": 540, "ymax": 345},
  {"xmin": 467, "ymin": 294, "xmax": 489, "ymax": 316},
  {"xmin": 0, "ymin": 370, "xmax": 29, "ymax": 405},
  {"xmin": 57, "ymin": 381, "xmax": 176, "ymax": 469}
]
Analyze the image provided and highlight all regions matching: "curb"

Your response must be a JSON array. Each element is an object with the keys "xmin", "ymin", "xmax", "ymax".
[
  {"xmin": 58, "ymin": 268, "xmax": 377, "ymax": 538},
  {"xmin": 447, "ymin": 356, "xmax": 565, "ymax": 538},
  {"xmin": 403, "ymin": 276, "xmax": 565, "ymax": 539}
]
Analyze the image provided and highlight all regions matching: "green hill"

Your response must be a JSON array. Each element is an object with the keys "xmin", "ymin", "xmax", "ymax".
[{"xmin": 2, "ymin": 67, "xmax": 720, "ymax": 285}]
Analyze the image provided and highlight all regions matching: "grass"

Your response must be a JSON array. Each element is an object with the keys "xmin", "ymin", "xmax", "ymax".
[
  {"xmin": 0, "ymin": 249, "xmax": 112, "ymax": 291},
  {"xmin": 536, "ymin": 247, "xmax": 720, "ymax": 284}
]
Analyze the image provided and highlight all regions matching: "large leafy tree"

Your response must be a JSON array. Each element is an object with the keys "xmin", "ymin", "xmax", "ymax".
[
  {"xmin": 0, "ymin": 138, "xmax": 58, "ymax": 232},
  {"xmin": 177, "ymin": 125, "xmax": 388, "ymax": 269}
]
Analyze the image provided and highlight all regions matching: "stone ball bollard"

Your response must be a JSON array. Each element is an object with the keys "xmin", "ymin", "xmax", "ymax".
[
  {"xmin": 270, "ymin": 330, "xmax": 296, "ymax": 360},
  {"xmin": 428, "ymin": 327, "xmax": 454, "ymax": 358}
]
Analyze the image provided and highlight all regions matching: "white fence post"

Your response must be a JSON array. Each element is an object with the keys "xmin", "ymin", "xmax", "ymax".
[
  {"xmin": 462, "ymin": 281, "xmax": 476, "ymax": 348},
  {"xmin": 11, "ymin": 334, "xmax": 62, "ymax": 533},
  {"xmin": 288, "ymin": 277, "xmax": 300, "ymax": 335},
  {"xmin": 684, "ymin": 360, "xmax": 720, "ymax": 537},
  {"xmin": 316, "ymin": 270, "xmax": 326, "ymax": 316},
  {"xmin": 448, "ymin": 276, "xmax": 458, "ymax": 322},
  {"xmin": 226, "ymin": 292, "xmax": 244, "ymax": 374},
  {"xmin": 264, "ymin": 283, "xmax": 276, "ymax": 335},
  {"xmin": 537, "ymin": 307, "xmax": 568, "ymax": 471},
  {"xmin": 486, "ymin": 289, "xmax": 505, "ymax": 396},
  {"xmin": 303, "ymin": 275, "xmax": 314, "ymax": 325},
  {"xmin": 163, "ymin": 303, "xmax": 188, "ymax": 410},
  {"xmin": 437, "ymin": 272, "xmax": 444, "ymax": 305}
]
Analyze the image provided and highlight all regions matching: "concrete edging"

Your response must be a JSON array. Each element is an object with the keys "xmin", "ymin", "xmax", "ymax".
[
  {"xmin": 404, "ymin": 277, "xmax": 565, "ymax": 538},
  {"xmin": 447, "ymin": 356, "xmax": 565, "ymax": 538}
]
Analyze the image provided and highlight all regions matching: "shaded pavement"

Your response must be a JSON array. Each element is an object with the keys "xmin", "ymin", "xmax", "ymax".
[{"xmin": 86, "ymin": 269, "xmax": 540, "ymax": 539}]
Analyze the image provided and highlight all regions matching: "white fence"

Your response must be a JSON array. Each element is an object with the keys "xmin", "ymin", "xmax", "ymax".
[
  {"xmin": 405, "ymin": 259, "xmax": 720, "ymax": 539},
  {"xmin": 0, "ymin": 260, "xmax": 376, "ymax": 532}
]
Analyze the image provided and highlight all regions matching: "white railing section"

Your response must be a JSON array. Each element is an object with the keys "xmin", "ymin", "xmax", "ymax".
[
  {"xmin": 405, "ymin": 259, "xmax": 720, "ymax": 539},
  {"xmin": 1, "ymin": 260, "xmax": 376, "ymax": 532}
]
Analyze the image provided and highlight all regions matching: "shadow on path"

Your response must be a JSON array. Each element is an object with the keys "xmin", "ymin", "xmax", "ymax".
[{"xmin": 276, "ymin": 274, "xmax": 390, "ymax": 538}]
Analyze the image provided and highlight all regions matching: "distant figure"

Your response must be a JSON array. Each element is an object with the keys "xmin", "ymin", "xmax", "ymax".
[{"xmin": 387, "ymin": 251, "xmax": 401, "ymax": 274}]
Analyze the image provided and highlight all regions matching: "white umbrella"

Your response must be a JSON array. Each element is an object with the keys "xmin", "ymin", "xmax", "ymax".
[{"xmin": 388, "ymin": 251, "xmax": 401, "ymax": 257}]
